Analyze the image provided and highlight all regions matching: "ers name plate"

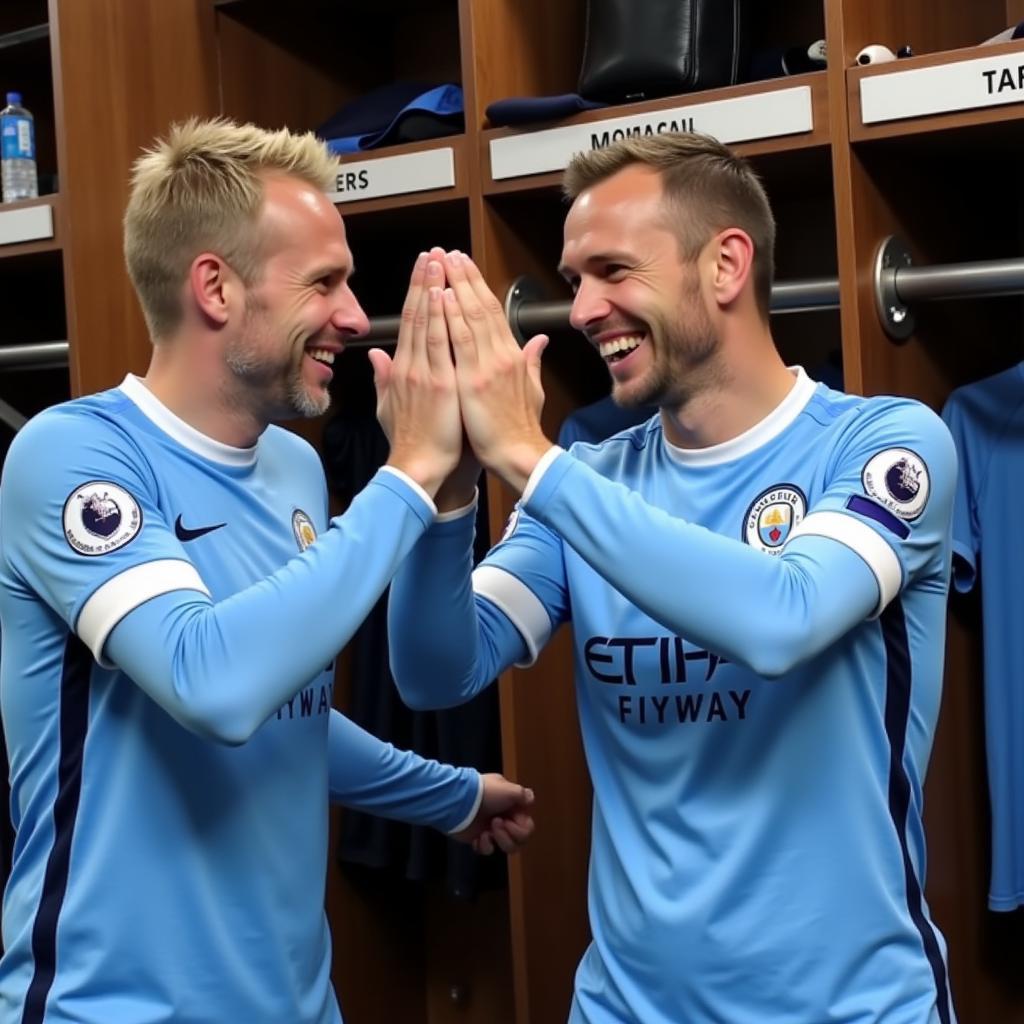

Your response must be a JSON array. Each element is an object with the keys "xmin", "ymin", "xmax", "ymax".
[
  {"xmin": 490, "ymin": 86, "xmax": 813, "ymax": 180},
  {"xmin": 861, "ymin": 49, "xmax": 1024, "ymax": 124},
  {"xmin": 328, "ymin": 148, "xmax": 456, "ymax": 204}
]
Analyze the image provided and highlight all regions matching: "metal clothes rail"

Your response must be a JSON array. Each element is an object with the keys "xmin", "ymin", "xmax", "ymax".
[{"xmin": 5, "ymin": 237, "xmax": 1024, "ymax": 380}]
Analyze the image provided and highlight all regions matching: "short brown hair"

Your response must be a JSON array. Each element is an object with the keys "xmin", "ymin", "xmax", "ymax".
[
  {"xmin": 124, "ymin": 117, "xmax": 340, "ymax": 340},
  {"xmin": 563, "ymin": 133, "xmax": 776, "ymax": 320}
]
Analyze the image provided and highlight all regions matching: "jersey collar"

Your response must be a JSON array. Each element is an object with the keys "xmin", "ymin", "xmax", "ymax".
[
  {"xmin": 662, "ymin": 366, "xmax": 816, "ymax": 467},
  {"xmin": 118, "ymin": 374, "xmax": 258, "ymax": 468}
]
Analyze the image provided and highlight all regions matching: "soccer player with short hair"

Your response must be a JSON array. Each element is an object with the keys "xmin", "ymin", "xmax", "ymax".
[
  {"xmin": 0, "ymin": 118, "xmax": 534, "ymax": 1024},
  {"xmin": 387, "ymin": 133, "xmax": 959, "ymax": 1023}
]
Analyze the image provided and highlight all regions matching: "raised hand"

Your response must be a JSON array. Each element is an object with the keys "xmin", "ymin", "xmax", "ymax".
[
  {"xmin": 441, "ymin": 251, "xmax": 552, "ymax": 494},
  {"xmin": 367, "ymin": 248, "xmax": 462, "ymax": 497}
]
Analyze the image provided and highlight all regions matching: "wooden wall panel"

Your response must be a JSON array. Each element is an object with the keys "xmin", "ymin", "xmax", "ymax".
[
  {"xmin": 216, "ymin": 12, "xmax": 354, "ymax": 132},
  {"xmin": 53, "ymin": 0, "xmax": 220, "ymax": 397},
  {"xmin": 839, "ymin": 0, "xmax": 1008, "ymax": 63},
  {"xmin": 460, "ymin": 0, "xmax": 587, "ymax": 129},
  {"xmin": 423, "ymin": 887, "xmax": 515, "ymax": 1024}
]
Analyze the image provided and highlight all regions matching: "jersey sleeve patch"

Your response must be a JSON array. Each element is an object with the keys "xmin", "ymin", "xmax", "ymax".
[
  {"xmin": 845, "ymin": 494, "xmax": 911, "ymax": 539},
  {"xmin": 63, "ymin": 481, "xmax": 143, "ymax": 556},
  {"xmin": 861, "ymin": 448, "xmax": 930, "ymax": 521},
  {"xmin": 742, "ymin": 484, "xmax": 806, "ymax": 554}
]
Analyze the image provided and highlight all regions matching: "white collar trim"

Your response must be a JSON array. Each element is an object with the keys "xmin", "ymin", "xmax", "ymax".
[
  {"xmin": 118, "ymin": 374, "xmax": 258, "ymax": 467},
  {"xmin": 663, "ymin": 367, "xmax": 816, "ymax": 467}
]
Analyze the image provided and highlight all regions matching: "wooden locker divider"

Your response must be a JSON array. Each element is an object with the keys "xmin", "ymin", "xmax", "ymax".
[{"xmin": 5, "ymin": 0, "xmax": 1024, "ymax": 1020}]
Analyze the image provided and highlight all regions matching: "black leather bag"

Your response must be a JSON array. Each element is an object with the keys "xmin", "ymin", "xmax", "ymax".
[{"xmin": 577, "ymin": 0, "xmax": 750, "ymax": 103}]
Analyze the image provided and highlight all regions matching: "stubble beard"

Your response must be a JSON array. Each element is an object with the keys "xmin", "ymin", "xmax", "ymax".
[
  {"xmin": 228, "ymin": 309, "xmax": 330, "ymax": 421},
  {"xmin": 286, "ymin": 365, "xmax": 330, "ymax": 419},
  {"xmin": 613, "ymin": 309, "xmax": 720, "ymax": 410}
]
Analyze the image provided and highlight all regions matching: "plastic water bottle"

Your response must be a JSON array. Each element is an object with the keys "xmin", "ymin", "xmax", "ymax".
[{"xmin": 1, "ymin": 92, "xmax": 39, "ymax": 202}]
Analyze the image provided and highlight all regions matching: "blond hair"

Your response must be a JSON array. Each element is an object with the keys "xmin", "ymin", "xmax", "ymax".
[
  {"xmin": 563, "ymin": 133, "xmax": 776, "ymax": 320},
  {"xmin": 124, "ymin": 117, "xmax": 340, "ymax": 340}
]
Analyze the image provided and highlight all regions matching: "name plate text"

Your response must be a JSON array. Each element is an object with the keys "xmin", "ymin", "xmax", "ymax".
[
  {"xmin": 327, "ymin": 148, "xmax": 455, "ymax": 204},
  {"xmin": 489, "ymin": 86, "xmax": 813, "ymax": 180},
  {"xmin": 861, "ymin": 49, "xmax": 1024, "ymax": 124}
]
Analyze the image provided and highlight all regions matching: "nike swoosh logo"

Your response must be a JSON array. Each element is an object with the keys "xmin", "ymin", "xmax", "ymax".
[{"xmin": 174, "ymin": 515, "xmax": 226, "ymax": 542}]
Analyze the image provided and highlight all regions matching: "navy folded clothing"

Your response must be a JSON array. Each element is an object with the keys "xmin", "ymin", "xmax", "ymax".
[
  {"xmin": 318, "ymin": 81, "xmax": 463, "ymax": 153},
  {"xmin": 486, "ymin": 92, "xmax": 607, "ymax": 127}
]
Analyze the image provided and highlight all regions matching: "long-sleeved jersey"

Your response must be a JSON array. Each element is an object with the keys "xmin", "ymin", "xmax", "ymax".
[
  {"xmin": 0, "ymin": 375, "xmax": 480, "ymax": 1024},
  {"xmin": 390, "ymin": 369, "xmax": 958, "ymax": 1024}
]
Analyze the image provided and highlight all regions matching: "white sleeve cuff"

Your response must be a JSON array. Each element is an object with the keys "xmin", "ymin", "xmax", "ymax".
[
  {"xmin": 472, "ymin": 564, "xmax": 551, "ymax": 666},
  {"xmin": 786, "ymin": 510, "xmax": 903, "ymax": 617},
  {"xmin": 521, "ymin": 446, "xmax": 565, "ymax": 504},
  {"xmin": 77, "ymin": 559, "xmax": 211, "ymax": 666},
  {"xmin": 447, "ymin": 771, "xmax": 484, "ymax": 834}
]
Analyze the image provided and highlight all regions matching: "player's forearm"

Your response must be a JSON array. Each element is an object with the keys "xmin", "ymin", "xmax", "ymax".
[
  {"xmin": 327, "ymin": 710, "xmax": 481, "ymax": 832},
  {"xmin": 106, "ymin": 473, "xmax": 434, "ymax": 744},
  {"xmin": 389, "ymin": 511, "xmax": 498, "ymax": 709},
  {"xmin": 527, "ymin": 454, "xmax": 880, "ymax": 677}
]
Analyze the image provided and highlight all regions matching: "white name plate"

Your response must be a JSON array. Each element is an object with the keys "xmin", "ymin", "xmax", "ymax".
[
  {"xmin": 489, "ymin": 86, "xmax": 813, "ymax": 181},
  {"xmin": 327, "ymin": 147, "xmax": 456, "ymax": 204},
  {"xmin": 0, "ymin": 202, "xmax": 53, "ymax": 246},
  {"xmin": 861, "ymin": 49, "xmax": 1024, "ymax": 124}
]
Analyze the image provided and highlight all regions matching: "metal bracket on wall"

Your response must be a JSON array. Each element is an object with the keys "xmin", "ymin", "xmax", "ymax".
[
  {"xmin": 873, "ymin": 234, "xmax": 1024, "ymax": 341},
  {"xmin": 504, "ymin": 276, "xmax": 549, "ymax": 347},
  {"xmin": 874, "ymin": 236, "xmax": 915, "ymax": 342}
]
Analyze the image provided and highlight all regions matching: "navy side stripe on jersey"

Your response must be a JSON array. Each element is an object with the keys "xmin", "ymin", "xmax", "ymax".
[
  {"xmin": 23, "ymin": 637, "xmax": 92, "ymax": 1024},
  {"xmin": 881, "ymin": 601, "xmax": 952, "ymax": 1024}
]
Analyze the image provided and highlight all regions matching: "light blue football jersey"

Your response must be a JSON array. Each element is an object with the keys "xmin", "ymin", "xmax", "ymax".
[
  {"xmin": 942, "ymin": 363, "xmax": 1024, "ymax": 911},
  {"xmin": 390, "ymin": 369, "xmax": 959, "ymax": 1024},
  {"xmin": 0, "ymin": 375, "xmax": 480, "ymax": 1024}
]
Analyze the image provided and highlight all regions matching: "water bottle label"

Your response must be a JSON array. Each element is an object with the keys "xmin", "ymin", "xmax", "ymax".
[{"xmin": 1, "ymin": 116, "xmax": 35, "ymax": 160}]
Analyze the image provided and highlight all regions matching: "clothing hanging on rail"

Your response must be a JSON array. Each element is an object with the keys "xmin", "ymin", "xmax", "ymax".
[
  {"xmin": 942, "ymin": 361, "xmax": 1024, "ymax": 912},
  {"xmin": 321, "ymin": 359, "xmax": 504, "ymax": 901}
]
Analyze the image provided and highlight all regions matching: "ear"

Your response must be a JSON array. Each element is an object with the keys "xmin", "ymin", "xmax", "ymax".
[
  {"xmin": 188, "ymin": 253, "xmax": 239, "ymax": 327},
  {"xmin": 709, "ymin": 228, "xmax": 755, "ymax": 308}
]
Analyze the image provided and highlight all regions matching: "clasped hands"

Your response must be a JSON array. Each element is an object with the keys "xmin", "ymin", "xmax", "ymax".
[{"xmin": 367, "ymin": 247, "xmax": 552, "ymax": 509}]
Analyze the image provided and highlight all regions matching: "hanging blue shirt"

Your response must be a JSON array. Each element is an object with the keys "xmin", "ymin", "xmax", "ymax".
[{"xmin": 942, "ymin": 363, "xmax": 1024, "ymax": 912}]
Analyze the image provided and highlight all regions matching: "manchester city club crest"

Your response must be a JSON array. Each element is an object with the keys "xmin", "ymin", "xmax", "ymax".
[
  {"xmin": 63, "ymin": 481, "xmax": 142, "ymax": 556},
  {"xmin": 292, "ymin": 509, "xmax": 317, "ymax": 551},
  {"xmin": 743, "ymin": 484, "xmax": 806, "ymax": 555},
  {"xmin": 862, "ymin": 448, "xmax": 929, "ymax": 520}
]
